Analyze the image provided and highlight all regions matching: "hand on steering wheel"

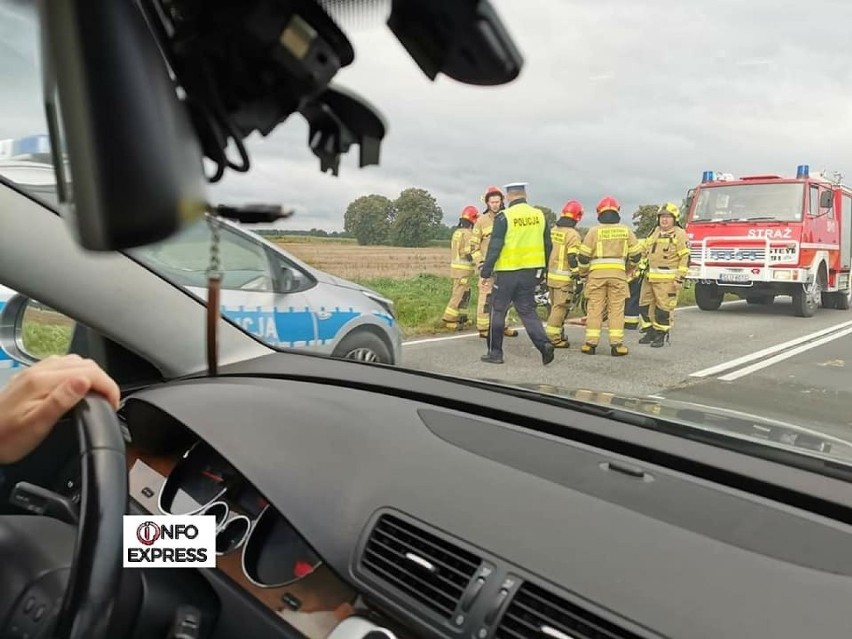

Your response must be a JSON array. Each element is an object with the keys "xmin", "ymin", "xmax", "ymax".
[
  {"xmin": 0, "ymin": 355, "xmax": 120, "ymax": 464},
  {"xmin": 0, "ymin": 356, "xmax": 124, "ymax": 639}
]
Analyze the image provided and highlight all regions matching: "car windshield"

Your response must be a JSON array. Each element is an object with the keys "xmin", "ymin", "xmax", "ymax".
[
  {"xmin": 3, "ymin": 0, "xmax": 852, "ymax": 478},
  {"xmin": 691, "ymin": 183, "xmax": 805, "ymax": 222}
]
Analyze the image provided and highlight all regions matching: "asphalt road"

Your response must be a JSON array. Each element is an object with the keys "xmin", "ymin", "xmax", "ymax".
[
  {"xmin": 2, "ymin": 296, "xmax": 849, "ymax": 445},
  {"xmin": 401, "ymin": 298, "xmax": 852, "ymax": 443}
]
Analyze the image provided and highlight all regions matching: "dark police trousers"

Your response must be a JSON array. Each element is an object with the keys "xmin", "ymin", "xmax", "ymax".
[{"xmin": 487, "ymin": 268, "xmax": 550, "ymax": 356}]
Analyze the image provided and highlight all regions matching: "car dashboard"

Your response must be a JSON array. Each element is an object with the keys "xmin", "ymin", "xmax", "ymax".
[{"xmin": 89, "ymin": 357, "xmax": 852, "ymax": 639}]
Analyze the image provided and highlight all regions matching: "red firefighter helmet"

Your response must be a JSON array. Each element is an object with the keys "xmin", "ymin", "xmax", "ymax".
[
  {"xmin": 561, "ymin": 200, "xmax": 584, "ymax": 221},
  {"xmin": 481, "ymin": 185, "xmax": 504, "ymax": 203},
  {"xmin": 596, "ymin": 196, "xmax": 620, "ymax": 215},
  {"xmin": 460, "ymin": 205, "xmax": 479, "ymax": 223}
]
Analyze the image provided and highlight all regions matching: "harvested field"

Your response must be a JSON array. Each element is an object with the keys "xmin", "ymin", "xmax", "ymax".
[{"xmin": 276, "ymin": 242, "xmax": 448, "ymax": 280}]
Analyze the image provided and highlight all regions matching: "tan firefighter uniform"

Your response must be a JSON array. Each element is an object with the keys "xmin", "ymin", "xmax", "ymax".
[
  {"xmin": 638, "ymin": 203, "xmax": 690, "ymax": 347},
  {"xmin": 469, "ymin": 186, "xmax": 518, "ymax": 338},
  {"xmin": 545, "ymin": 201, "xmax": 583, "ymax": 347},
  {"xmin": 577, "ymin": 196, "xmax": 642, "ymax": 356},
  {"xmin": 442, "ymin": 209, "xmax": 478, "ymax": 329}
]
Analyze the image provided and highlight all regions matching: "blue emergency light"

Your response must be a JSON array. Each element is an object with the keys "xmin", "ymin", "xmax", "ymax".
[
  {"xmin": 702, "ymin": 170, "xmax": 715, "ymax": 183},
  {"xmin": 796, "ymin": 164, "xmax": 809, "ymax": 178}
]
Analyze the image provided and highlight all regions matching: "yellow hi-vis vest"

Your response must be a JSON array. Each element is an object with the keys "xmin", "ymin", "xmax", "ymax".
[{"xmin": 494, "ymin": 203, "xmax": 547, "ymax": 272}]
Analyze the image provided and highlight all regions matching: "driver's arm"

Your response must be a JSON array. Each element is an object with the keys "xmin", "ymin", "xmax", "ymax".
[{"xmin": 0, "ymin": 355, "xmax": 120, "ymax": 464}]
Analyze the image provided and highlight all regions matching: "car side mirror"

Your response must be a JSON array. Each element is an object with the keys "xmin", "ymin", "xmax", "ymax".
[
  {"xmin": 0, "ymin": 294, "xmax": 76, "ymax": 366},
  {"xmin": 820, "ymin": 190, "xmax": 834, "ymax": 210},
  {"xmin": 279, "ymin": 264, "xmax": 297, "ymax": 293}
]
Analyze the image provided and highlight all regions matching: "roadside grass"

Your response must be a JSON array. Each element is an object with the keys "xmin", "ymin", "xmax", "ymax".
[
  {"xmin": 23, "ymin": 322, "xmax": 74, "ymax": 359},
  {"xmin": 356, "ymin": 275, "xmax": 707, "ymax": 337}
]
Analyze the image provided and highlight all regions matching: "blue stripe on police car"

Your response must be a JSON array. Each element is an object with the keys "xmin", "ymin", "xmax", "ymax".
[
  {"xmin": 221, "ymin": 305, "xmax": 316, "ymax": 347},
  {"xmin": 316, "ymin": 307, "xmax": 361, "ymax": 344}
]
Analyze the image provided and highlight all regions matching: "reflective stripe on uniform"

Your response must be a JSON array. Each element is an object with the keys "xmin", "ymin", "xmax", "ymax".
[
  {"xmin": 590, "ymin": 258, "xmax": 626, "ymax": 271},
  {"xmin": 548, "ymin": 268, "xmax": 574, "ymax": 282},
  {"xmin": 647, "ymin": 267, "xmax": 677, "ymax": 281}
]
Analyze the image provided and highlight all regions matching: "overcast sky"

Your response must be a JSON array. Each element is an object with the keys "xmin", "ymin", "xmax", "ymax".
[{"xmin": 4, "ymin": 0, "xmax": 852, "ymax": 231}]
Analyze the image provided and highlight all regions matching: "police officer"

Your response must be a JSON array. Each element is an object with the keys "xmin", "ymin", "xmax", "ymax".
[
  {"xmin": 544, "ymin": 200, "xmax": 583, "ymax": 347},
  {"xmin": 577, "ymin": 196, "xmax": 642, "ymax": 356},
  {"xmin": 469, "ymin": 186, "xmax": 519, "ymax": 339},
  {"xmin": 480, "ymin": 183, "xmax": 555, "ymax": 365},
  {"xmin": 442, "ymin": 205, "xmax": 479, "ymax": 330},
  {"xmin": 638, "ymin": 202, "xmax": 690, "ymax": 347}
]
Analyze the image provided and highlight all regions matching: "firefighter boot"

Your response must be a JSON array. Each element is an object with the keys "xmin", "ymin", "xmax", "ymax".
[
  {"xmin": 550, "ymin": 329, "xmax": 570, "ymax": 348},
  {"xmin": 611, "ymin": 343, "xmax": 629, "ymax": 357},
  {"xmin": 638, "ymin": 328, "xmax": 657, "ymax": 344},
  {"xmin": 651, "ymin": 331, "xmax": 667, "ymax": 348},
  {"xmin": 581, "ymin": 342, "xmax": 596, "ymax": 355}
]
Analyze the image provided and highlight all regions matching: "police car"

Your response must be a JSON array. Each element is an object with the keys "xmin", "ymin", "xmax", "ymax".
[
  {"xmin": 0, "ymin": 150, "xmax": 402, "ymax": 379},
  {"xmin": 130, "ymin": 217, "xmax": 402, "ymax": 364},
  {"xmin": 0, "ymin": 221, "xmax": 402, "ymax": 376},
  {"xmin": 0, "ymin": 284, "xmax": 21, "ymax": 382}
]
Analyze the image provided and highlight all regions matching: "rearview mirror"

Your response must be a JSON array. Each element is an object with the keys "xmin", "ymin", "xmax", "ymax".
[
  {"xmin": 38, "ymin": 0, "xmax": 208, "ymax": 251},
  {"xmin": 820, "ymin": 190, "xmax": 834, "ymax": 209},
  {"xmin": 0, "ymin": 294, "xmax": 76, "ymax": 366}
]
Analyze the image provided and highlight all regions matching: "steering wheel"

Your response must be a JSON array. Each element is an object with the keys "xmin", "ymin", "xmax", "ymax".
[{"xmin": 0, "ymin": 393, "xmax": 126, "ymax": 639}]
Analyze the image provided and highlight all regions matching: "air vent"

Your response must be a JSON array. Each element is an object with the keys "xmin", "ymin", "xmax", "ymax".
[
  {"xmin": 495, "ymin": 582, "xmax": 641, "ymax": 639},
  {"xmin": 360, "ymin": 514, "xmax": 481, "ymax": 619}
]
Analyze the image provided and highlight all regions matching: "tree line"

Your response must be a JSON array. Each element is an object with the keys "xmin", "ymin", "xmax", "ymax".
[{"xmin": 260, "ymin": 189, "xmax": 690, "ymax": 247}]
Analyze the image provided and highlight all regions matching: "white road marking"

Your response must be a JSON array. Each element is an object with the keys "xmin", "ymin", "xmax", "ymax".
[
  {"xmin": 401, "ymin": 299, "xmax": 736, "ymax": 347},
  {"xmin": 689, "ymin": 319, "xmax": 852, "ymax": 378},
  {"xmin": 403, "ymin": 332, "xmax": 482, "ymax": 346},
  {"xmin": 717, "ymin": 324, "xmax": 852, "ymax": 381}
]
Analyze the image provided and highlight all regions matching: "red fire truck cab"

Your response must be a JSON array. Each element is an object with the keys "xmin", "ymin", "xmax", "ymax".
[{"xmin": 684, "ymin": 165, "xmax": 852, "ymax": 317}]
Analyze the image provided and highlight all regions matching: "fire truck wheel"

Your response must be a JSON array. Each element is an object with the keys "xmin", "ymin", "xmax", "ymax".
[
  {"xmin": 695, "ymin": 283, "xmax": 723, "ymax": 311},
  {"xmin": 792, "ymin": 281, "xmax": 821, "ymax": 318}
]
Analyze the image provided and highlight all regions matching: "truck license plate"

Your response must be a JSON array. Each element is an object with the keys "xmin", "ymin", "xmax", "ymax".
[{"xmin": 719, "ymin": 273, "xmax": 750, "ymax": 283}]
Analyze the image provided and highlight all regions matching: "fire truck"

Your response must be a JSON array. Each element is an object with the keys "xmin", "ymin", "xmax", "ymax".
[{"xmin": 684, "ymin": 165, "xmax": 852, "ymax": 317}]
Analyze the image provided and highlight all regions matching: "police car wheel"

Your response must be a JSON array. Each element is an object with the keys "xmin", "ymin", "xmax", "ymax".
[{"xmin": 334, "ymin": 331, "xmax": 392, "ymax": 364}]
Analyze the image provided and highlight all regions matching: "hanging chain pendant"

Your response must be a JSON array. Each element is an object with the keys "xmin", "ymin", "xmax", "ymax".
[{"xmin": 206, "ymin": 212, "xmax": 223, "ymax": 376}]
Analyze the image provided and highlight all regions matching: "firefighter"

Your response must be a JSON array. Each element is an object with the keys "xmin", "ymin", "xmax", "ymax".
[
  {"xmin": 480, "ymin": 182, "xmax": 554, "ymax": 366},
  {"xmin": 469, "ymin": 185, "xmax": 519, "ymax": 339},
  {"xmin": 577, "ymin": 196, "xmax": 642, "ymax": 356},
  {"xmin": 442, "ymin": 205, "xmax": 479, "ymax": 330},
  {"xmin": 638, "ymin": 202, "xmax": 690, "ymax": 347},
  {"xmin": 544, "ymin": 200, "xmax": 583, "ymax": 347}
]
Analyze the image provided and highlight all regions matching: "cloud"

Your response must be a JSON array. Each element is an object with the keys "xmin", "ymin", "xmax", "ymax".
[
  {"xmin": 4, "ymin": 0, "xmax": 852, "ymax": 230},
  {"xmin": 209, "ymin": 0, "xmax": 852, "ymax": 229}
]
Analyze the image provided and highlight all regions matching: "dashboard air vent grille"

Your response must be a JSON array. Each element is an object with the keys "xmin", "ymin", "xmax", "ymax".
[
  {"xmin": 495, "ymin": 582, "xmax": 641, "ymax": 639},
  {"xmin": 361, "ymin": 514, "xmax": 481, "ymax": 618}
]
